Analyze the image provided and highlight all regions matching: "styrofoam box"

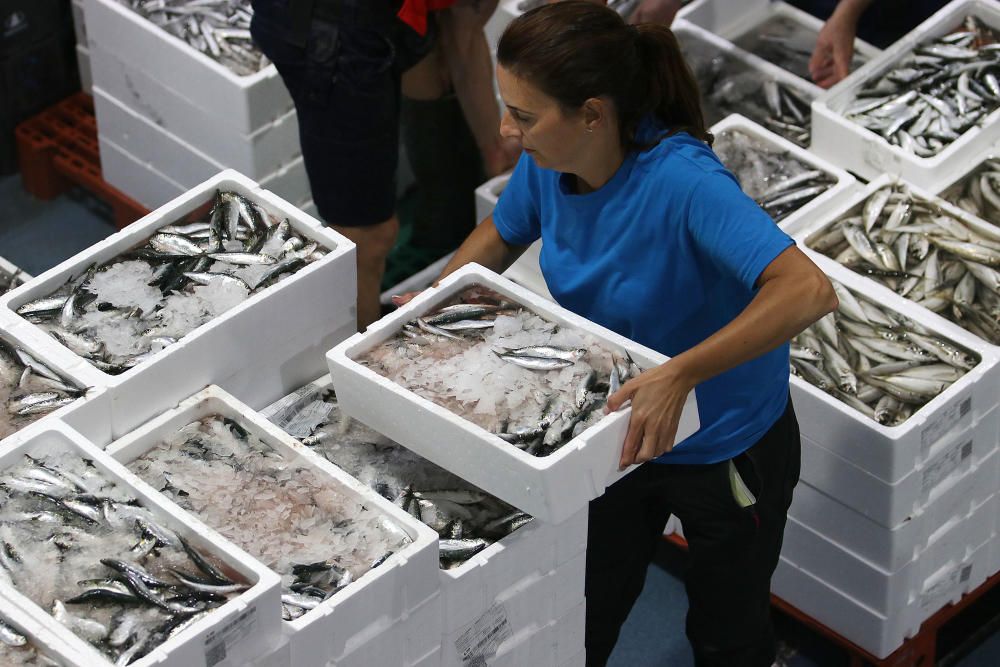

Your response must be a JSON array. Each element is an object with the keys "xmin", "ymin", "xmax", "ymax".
[
  {"xmin": 83, "ymin": 0, "xmax": 293, "ymax": 135},
  {"xmin": 327, "ymin": 263, "xmax": 700, "ymax": 524},
  {"xmin": 0, "ymin": 421, "xmax": 283, "ymax": 667},
  {"xmin": 773, "ymin": 539, "xmax": 992, "ymax": 658},
  {"xmin": 799, "ymin": 413, "xmax": 997, "ymax": 528},
  {"xmin": 484, "ymin": 0, "xmax": 522, "ymax": 53},
  {"xmin": 329, "ymin": 592, "xmax": 443, "ymax": 667},
  {"xmin": 788, "ymin": 249, "xmax": 1000, "ymax": 484},
  {"xmin": 71, "ymin": 0, "xmax": 86, "ymax": 46},
  {"xmin": 90, "ymin": 46, "xmax": 301, "ymax": 179},
  {"xmin": 717, "ymin": 1, "xmax": 881, "ymax": 89},
  {"xmin": 93, "ymin": 87, "xmax": 310, "ymax": 204},
  {"xmin": 104, "ymin": 386, "xmax": 441, "ymax": 667},
  {"xmin": 709, "ymin": 114, "xmax": 858, "ymax": 232},
  {"xmin": 0, "ymin": 254, "xmax": 30, "ymax": 284},
  {"xmin": 0, "ymin": 170, "xmax": 356, "ymax": 441},
  {"xmin": 789, "ymin": 447, "xmax": 998, "ymax": 572},
  {"xmin": 77, "ymin": 45, "xmax": 92, "ymax": 94},
  {"xmin": 0, "ymin": 596, "xmax": 95, "ymax": 666},
  {"xmin": 676, "ymin": 0, "xmax": 770, "ymax": 37},
  {"xmin": 98, "ymin": 134, "xmax": 186, "ymax": 210},
  {"xmin": 810, "ymin": 0, "xmax": 1000, "ymax": 191},
  {"xmin": 781, "ymin": 490, "xmax": 995, "ymax": 616}
]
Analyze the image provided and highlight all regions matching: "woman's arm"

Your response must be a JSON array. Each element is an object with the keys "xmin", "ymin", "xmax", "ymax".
[{"xmin": 609, "ymin": 245, "xmax": 838, "ymax": 469}]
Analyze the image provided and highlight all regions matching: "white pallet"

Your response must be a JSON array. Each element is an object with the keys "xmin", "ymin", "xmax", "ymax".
[
  {"xmin": 83, "ymin": 0, "xmax": 294, "ymax": 135},
  {"xmin": 676, "ymin": 0, "xmax": 770, "ymax": 37},
  {"xmin": 0, "ymin": 170, "xmax": 356, "ymax": 441},
  {"xmin": 0, "ymin": 596, "xmax": 93, "ymax": 666},
  {"xmin": 709, "ymin": 114, "xmax": 859, "ymax": 232},
  {"xmin": 327, "ymin": 263, "xmax": 700, "ymax": 524},
  {"xmin": 93, "ymin": 87, "xmax": 310, "ymax": 204},
  {"xmin": 789, "ymin": 249, "xmax": 1000, "ymax": 483},
  {"xmin": 789, "ymin": 448, "xmax": 998, "ymax": 572},
  {"xmin": 0, "ymin": 421, "xmax": 283, "ymax": 667},
  {"xmin": 104, "ymin": 386, "xmax": 441, "ymax": 667},
  {"xmin": 810, "ymin": 0, "xmax": 1000, "ymax": 191},
  {"xmin": 474, "ymin": 174, "xmax": 554, "ymax": 302},
  {"xmin": 77, "ymin": 45, "xmax": 92, "ymax": 95},
  {"xmin": 773, "ymin": 524, "xmax": 993, "ymax": 659},
  {"xmin": 718, "ymin": 1, "xmax": 881, "ymax": 88},
  {"xmin": 781, "ymin": 490, "xmax": 995, "ymax": 616},
  {"xmin": 90, "ymin": 46, "xmax": 301, "ymax": 180}
]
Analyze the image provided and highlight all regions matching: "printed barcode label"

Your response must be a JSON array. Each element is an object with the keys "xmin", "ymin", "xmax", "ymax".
[
  {"xmin": 961, "ymin": 441, "xmax": 973, "ymax": 460},
  {"xmin": 205, "ymin": 607, "xmax": 257, "ymax": 667},
  {"xmin": 921, "ymin": 438, "xmax": 967, "ymax": 493},
  {"xmin": 921, "ymin": 399, "xmax": 971, "ymax": 450},
  {"xmin": 960, "ymin": 398, "xmax": 971, "ymax": 417},
  {"xmin": 455, "ymin": 603, "xmax": 513, "ymax": 665},
  {"xmin": 960, "ymin": 565, "xmax": 972, "ymax": 583}
]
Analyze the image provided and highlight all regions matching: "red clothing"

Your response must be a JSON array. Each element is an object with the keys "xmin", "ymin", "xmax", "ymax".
[{"xmin": 398, "ymin": 0, "xmax": 456, "ymax": 35}]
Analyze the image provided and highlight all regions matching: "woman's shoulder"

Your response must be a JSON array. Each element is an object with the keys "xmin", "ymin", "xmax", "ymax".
[{"xmin": 637, "ymin": 132, "xmax": 735, "ymax": 189}]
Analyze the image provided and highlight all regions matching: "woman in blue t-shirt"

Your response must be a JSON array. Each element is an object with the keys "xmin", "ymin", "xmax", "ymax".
[{"xmin": 395, "ymin": 2, "xmax": 838, "ymax": 665}]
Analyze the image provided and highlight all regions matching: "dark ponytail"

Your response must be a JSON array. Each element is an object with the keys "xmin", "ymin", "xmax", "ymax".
[{"xmin": 497, "ymin": 1, "xmax": 712, "ymax": 151}]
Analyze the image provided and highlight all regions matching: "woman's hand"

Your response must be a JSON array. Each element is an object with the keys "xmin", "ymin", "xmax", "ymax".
[
  {"xmin": 606, "ymin": 359, "xmax": 695, "ymax": 471},
  {"xmin": 390, "ymin": 291, "xmax": 423, "ymax": 307}
]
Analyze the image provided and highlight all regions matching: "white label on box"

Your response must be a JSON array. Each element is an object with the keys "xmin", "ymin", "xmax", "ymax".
[
  {"xmin": 921, "ymin": 398, "xmax": 972, "ymax": 451},
  {"xmin": 920, "ymin": 562, "xmax": 968, "ymax": 612},
  {"xmin": 921, "ymin": 439, "xmax": 973, "ymax": 495},
  {"xmin": 455, "ymin": 603, "xmax": 514, "ymax": 665},
  {"xmin": 205, "ymin": 607, "xmax": 258, "ymax": 667}
]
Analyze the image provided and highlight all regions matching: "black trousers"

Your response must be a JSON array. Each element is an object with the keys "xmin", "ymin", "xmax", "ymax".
[{"xmin": 585, "ymin": 398, "xmax": 801, "ymax": 667}]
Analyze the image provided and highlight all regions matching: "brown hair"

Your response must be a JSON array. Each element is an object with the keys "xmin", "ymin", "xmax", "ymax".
[{"xmin": 497, "ymin": 1, "xmax": 712, "ymax": 149}]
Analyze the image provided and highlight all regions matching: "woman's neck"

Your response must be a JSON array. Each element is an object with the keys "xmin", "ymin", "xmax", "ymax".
[{"xmin": 573, "ymin": 138, "xmax": 626, "ymax": 194}]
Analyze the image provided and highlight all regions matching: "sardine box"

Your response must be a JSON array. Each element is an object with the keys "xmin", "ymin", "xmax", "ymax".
[
  {"xmin": 326, "ymin": 263, "xmax": 701, "ymax": 525},
  {"xmin": 473, "ymin": 173, "xmax": 553, "ymax": 303},
  {"xmin": 104, "ymin": 386, "xmax": 441, "ymax": 667},
  {"xmin": 810, "ymin": 0, "xmax": 1000, "ymax": 191},
  {"xmin": 82, "ymin": 0, "xmax": 293, "ymax": 136},
  {"xmin": 0, "ymin": 593, "xmax": 99, "ymax": 666},
  {"xmin": 709, "ymin": 114, "xmax": 860, "ymax": 232},
  {"xmin": 0, "ymin": 420, "xmax": 283, "ymax": 667},
  {"xmin": 0, "ymin": 170, "xmax": 357, "ymax": 442},
  {"xmin": 676, "ymin": 0, "xmax": 771, "ymax": 37}
]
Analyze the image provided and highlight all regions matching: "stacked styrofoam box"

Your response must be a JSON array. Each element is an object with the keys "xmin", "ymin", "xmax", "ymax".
[
  {"xmin": 474, "ymin": 174, "xmax": 553, "ymax": 302},
  {"xmin": 714, "ymin": 1, "xmax": 881, "ymax": 89},
  {"xmin": 0, "ymin": 170, "xmax": 357, "ymax": 444},
  {"xmin": 259, "ymin": 374, "xmax": 589, "ymax": 666},
  {"xmin": 709, "ymin": 114, "xmax": 859, "ymax": 231},
  {"xmin": 327, "ymin": 263, "xmax": 700, "ymax": 524},
  {"xmin": 71, "ymin": 0, "xmax": 91, "ymax": 93},
  {"xmin": 104, "ymin": 386, "xmax": 440, "ymax": 667},
  {"xmin": 83, "ymin": 0, "xmax": 308, "ymax": 209},
  {"xmin": 676, "ymin": 0, "xmax": 771, "ymax": 37},
  {"xmin": 0, "ymin": 421, "xmax": 284, "ymax": 666},
  {"xmin": 810, "ymin": 0, "xmax": 1000, "ymax": 190}
]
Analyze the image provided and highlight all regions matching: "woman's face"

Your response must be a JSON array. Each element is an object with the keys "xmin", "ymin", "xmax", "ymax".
[{"xmin": 496, "ymin": 65, "xmax": 589, "ymax": 172}]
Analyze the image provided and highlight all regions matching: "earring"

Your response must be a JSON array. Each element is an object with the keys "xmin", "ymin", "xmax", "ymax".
[{"xmin": 586, "ymin": 127, "xmax": 593, "ymax": 133}]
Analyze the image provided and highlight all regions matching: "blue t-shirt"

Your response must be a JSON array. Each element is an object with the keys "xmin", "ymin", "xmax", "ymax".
[{"xmin": 492, "ymin": 129, "xmax": 794, "ymax": 464}]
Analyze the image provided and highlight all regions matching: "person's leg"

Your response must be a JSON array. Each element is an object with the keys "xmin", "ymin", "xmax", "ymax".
[
  {"xmin": 585, "ymin": 464, "xmax": 674, "ymax": 667},
  {"xmin": 664, "ymin": 401, "xmax": 801, "ymax": 667},
  {"xmin": 331, "ymin": 217, "xmax": 399, "ymax": 328}
]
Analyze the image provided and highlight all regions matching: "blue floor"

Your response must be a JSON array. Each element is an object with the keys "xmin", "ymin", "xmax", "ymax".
[{"xmin": 2, "ymin": 174, "xmax": 999, "ymax": 666}]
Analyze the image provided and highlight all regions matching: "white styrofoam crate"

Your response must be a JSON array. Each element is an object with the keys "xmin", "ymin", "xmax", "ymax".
[
  {"xmin": 781, "ymin": 492, "xmax": 994, "ymax": 616},
  {"xmin": 93, "ymin": 87, "xmax": 309, "ymax": 203},
  {"xmin": 99, "ymin": 134, "xmax": 186, "ymax": 210},
  {"xmin": 788, "ymin": 249, "xmax": 1000, "ymax": 484},
  {"xmin": 810, "ymin": 0, "xmax": 1000, "ymax": 191},
  {"xmin": 0, "ymin": 170, "xmax": 356, "ymax": 440},
  {"xmin": 0, "ymin": 254, "xmax": 30, "ymax": 286},
  {"xmin": 104, "ymin": 386, "xmax": 441, "ymax": 667},
  {"xmin": 709, "ymin": 114, "xmax": 859, "ymax": 231},
  {"xmin": 0, "ymin": 597, "xmax": 92, "ymax": 666},
  {"xmin": 76, "ymin": 45, "xmax": 91, "ymax": 94},
  {"xmin": 327, "ymin": 263, "xmax": 700, "ymax": 524},
  {"xmin": 475, "ymin": 173, "xmax": 509, "ymax": 226},
  {"xmin": 718, "ymin": 0, "xmax": 881, "ymax": 88},
  {"xmin": 676, "ymin": 0, "xmax": 770, "ymax": 37},
  {"xmin": 0, "ymin": 421, "xmax": 283, "ymax": 667},
  {"xmin": 83, "ymin": 0, "xmax": 293, "ymax": 135},
  {"xmin": 789, "ymin": 448, "xmax": 998, "ymax": 572},
  {"xmin": 90, "ymin": 46, "xmax": 301, "ymax": 180},
  {"xmin": 71, "ymin": 0, "xmax": 86, "ymax": 47},
  {"xmin": 484, "ymin": 0, "xmax": 523, "ymax": 53},
  {"xmin": 799, "ymin": 413, "xmax": 997, "ymax": 528}
]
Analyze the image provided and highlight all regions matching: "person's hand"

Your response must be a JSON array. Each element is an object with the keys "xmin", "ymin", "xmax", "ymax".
[
  {"xmin": 809, "ymin": 11, "xmax": 858, "ymax": 88},
  {"xmin": 606, "ymin": 359, "xmax": 694, "ymax": 471},
  {"xmin": 390, "ymin": 291, "xmax": 423, "ymax": 307},
  {"xmin": 628, "ymin": 0, "xmax": 682, "ymax": 25}
]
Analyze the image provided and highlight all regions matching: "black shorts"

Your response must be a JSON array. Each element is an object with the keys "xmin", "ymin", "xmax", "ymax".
[{"xmin": 251, "ymin": 1, "xmax": 434, "ymax": 226}]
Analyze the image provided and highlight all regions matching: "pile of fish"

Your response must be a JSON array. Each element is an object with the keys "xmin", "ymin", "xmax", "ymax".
[
  {"xmin": 125, "ymin": 414, "xmax": 411, "ymax": 622},
  {"xmin": 0, "ymin": 449, "xmax": 247, "ymax": 665},
  {"xmin": 1, "ymin": 340, "xmax": 84, "ymax": 441},
  {"xmin": 678, "ymin": 30, "xmax": 813, "ymax": 146},
  {"xmin": 792, "ymin": 278, "xmax": 978, "ymax": 424},
  {"xmin": 734, "ymin": 14, "xmax": 868, "ymax": 83},
  {"xmin": 807, "ymin": 182, "xmax": 1000, "ymax": 344},
  {"xmin": 939, "ymin": 157, "xmax": 1000, "ymax": 228},
  {"xmin": 0, "ymin": 617, "xmax": 59, "ymax": 666},
  {"xmin": 15, "ymin": 190, "xmax": 326, "ymax": 375},
  {"xmin": 117, "ymin": 0, "xmax": 267, "ymax": 76},
  {"xmin": 1, "ymin": 267, "xmax": 25, "ymax": 297},
  {"xmin": 264, "ymin": 383, "xmax": 534, "ymax": 569},
  {"xmin": 361, "ymin": 286, "xmax": 640, "ymax": 457},
  {"xmin": 713, "ymin": 128, "xmax": 837, "ymax": 222},
  {"xmin": 842, "ymin": 16, "xmax": 1000, "ymax": 158}
]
